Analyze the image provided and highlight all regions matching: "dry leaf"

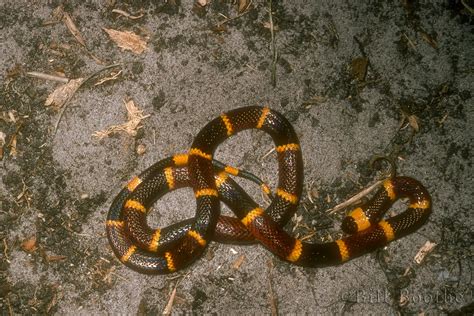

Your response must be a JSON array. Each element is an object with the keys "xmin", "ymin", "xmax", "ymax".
[
  {"xmin": 408, "ymin": 114, "xmax": 420, "ymax": 132},
  {"xmin": 238, "ymin": 0, "xmax": 251, "ymax": 13},
  {"xmin": 63, "ymin": 12, "xmax": 86, "ymax": 47},
  {"xmin": 103, "ymin": 28, "xmax": 147, "ymax": 54},
  {"xmin": 45, "ymin": 78, "xmax": 85, "ymax": 109},
  {"xmin": 92, "ymin": 99, "xmax": 150, "ymax": 139},
  {"xmin": 21, "ymin": 236, "xmax": 37, "ymax": 252},
  {"xmin": 351, "ymin": 57, "xmax": 368, "ymax": 81},
  {"xmin": 414, "ymin": 241, "xmax": 436, "ymax": 264}
]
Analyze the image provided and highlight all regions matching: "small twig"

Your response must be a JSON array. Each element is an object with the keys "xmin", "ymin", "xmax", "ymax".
[
  {"xmin": 112, "ymin": 9, "xmax": 145, "ymax": 20},
  {"xmin": 402, "ymin": 32, "xmax": 417, "ymax": 50},
  {"xmin": 81, "ymin": 63, "xmax": 123, "ymax": 89},
  {"xmin": 300, "ymin": 231, "xmax": 317, "ymax": 242},
  {"xmin": 27, "ymin": 72, "xmax": 70, "ymax": 83},
  {"xmin": 63, "ymin": 12, "xmax": 86, "ymax": 47},
  {"xmin": 291, "ymin": 213, "xmax": 303, "ymax": 233},
  {"xmin": 216, "ymin": 5, "xmax": 252, "ymax": 27},
  {"xmin": 267, "ymin": 259, "xmax": 278, "ymax": 316},
  {"xmin": 7, "ymin": 297, "xmax": 13, "ymax": 316},
  {"xmin": 260, "ymin": 147, "xmax": 275, "ymax": 162},
  {"xmin": 268, "ymin": 0, "xmax": 277, "ymax": 87},
  {"xmin": 461, "ymin": 0, "xmax": 474, "ymax": 14},
  {"xmin": 110, "ymin": 271, "xmax": 128, "ymax": 282},
  {"xmin": 162, "ymin": 272, "xmax": 190, "ymax": 315},
  {"xmin": 165, "ymin": 274, "xmax": 183, "ymax": 281},
  {"xmin": 94, "ymin": 70, "xmax": 122, "ymax": 86},
  {"xmin": 162, "ymin": 287, "xmax": 177, "ymax": 315},
  {"xmin": 306, "ymin": 179, "xmax": 317, "ymax": 204},
  {"xmin": 327, "ymin": 179, "xmax": 383, "ymax": 214}
]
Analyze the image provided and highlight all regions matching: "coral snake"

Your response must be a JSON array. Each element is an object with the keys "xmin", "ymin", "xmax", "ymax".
[{"xmin": 106, "ymin": 106, "xmax": 432, "ymax": 274}]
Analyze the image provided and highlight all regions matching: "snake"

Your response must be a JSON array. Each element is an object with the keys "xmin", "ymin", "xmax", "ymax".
[{"xmin": 106, "ymin": 106, "xmax": 432, "ymax": 274}]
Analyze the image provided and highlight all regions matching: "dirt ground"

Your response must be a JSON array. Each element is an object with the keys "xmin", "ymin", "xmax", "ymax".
[{"xmin": 1, "ymin": 1, "xmax": 473, "ymax": 314}]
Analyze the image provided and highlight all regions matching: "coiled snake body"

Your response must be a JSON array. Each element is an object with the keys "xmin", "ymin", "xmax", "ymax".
[{"xmin": 106, "ymin": 106, "xmax": 431, "ymax": 274}]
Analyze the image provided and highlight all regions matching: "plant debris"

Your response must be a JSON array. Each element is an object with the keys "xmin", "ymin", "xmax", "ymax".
[
  {"xmin": 21, "ymin": 236, "xmax": 37, "ymax": 253},
  {"xmin": 400, "ymin": 110, "xmax": 420, "ymax": 133},
  {"xmin": 103, "ymin": 28, "xmax": 148, "ymax": 54},
  {"xmin": 196, "ymin": 0, "xmax": 210, "ymax": 7},
  {"xmin": 419, "ymin": 30, "xmax": 438, "ymax": 49},
  {"xmin": 351, "ymin": 57, "xmax": 369, "ymax": 81},
  {"xmin": 238, "ymin": 0, "xmax": 252, "ymax": 14},
  {"xmin": 163, "ymin": 287, "xmax": 177, "ymax": 315},
  {"xmin": 44, "ymin": 78, "xmax": 85, "ymax": 109},
  {"xmin": 9, "ymin": 134, "xmax": 18, "ymax": 157},
  {"xmin": 63, "ymin": 12, "xmax": 87, "ymax": 47},
  {"xmin": 267, "ymin": 259, "xmax": 278, "ymax": 316},
  {"xmin": 414, "ymin": 241, "xmax": 437, "ymax": 264},
  {"xmin": 46, "ymin": 254, "xmax": 67, "ymax": 262},
  {"xmin": 136, "ymin": 143, "xmax": 146, "ymax": 155},
  {"xmin": 0, "ymin": 131, "xmax": 6, "ymax": 159},
  {"xmin": 267, "ymin": 0, "xmax": 278, "ymax": 87},
  {"xmin": 27, "ymin": 72, "xmax": 69, "ymax": 83},
  {"xmin": 232, "ymin": 254, "xmax": 246, "ymax": 269},
  {"xmin": 92, "ymin": 99, "xmax": 150, "ymax": 139},
  {"xmin": 111, "ymin": 8, "xmax": 145, "ymax": 20},
  {"xmin": 94, "ymin": 70, "xmax": 122, "ymax": 86},
  {"xmin": 407, "ymin": 114, "xmax": 420, "ymax": 132},
  {"xmin": 302, "ymin": 95, "xmax": 328, "ymax": 108},
  {"xmin": 327, "ymin": 179, "xmax": 383, "ymax": 214}
]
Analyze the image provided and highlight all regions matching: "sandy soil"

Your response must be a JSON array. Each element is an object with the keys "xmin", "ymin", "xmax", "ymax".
[{"xmin": 0, "ymin": 1, "xmax": 472, "ymax": 314}]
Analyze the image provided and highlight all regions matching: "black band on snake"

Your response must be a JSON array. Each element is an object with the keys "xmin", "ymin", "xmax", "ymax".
[{"xmin": 106, "ymin": 106, "xmax": 432, "ymax": 274}]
